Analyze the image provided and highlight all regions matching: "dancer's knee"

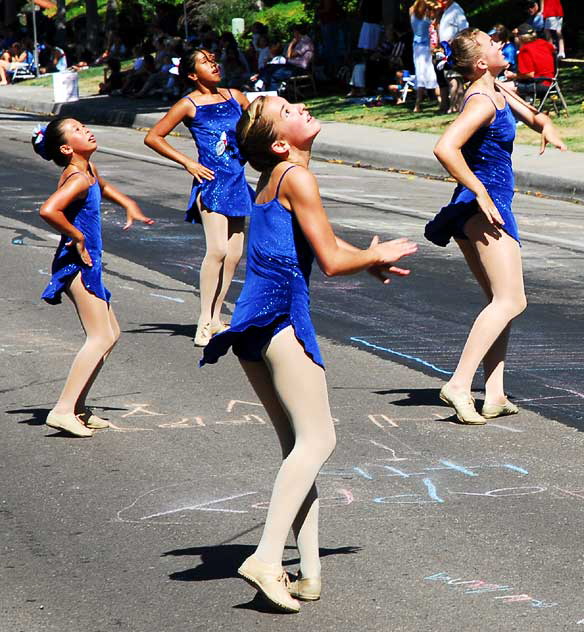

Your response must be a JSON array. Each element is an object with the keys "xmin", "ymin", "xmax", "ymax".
[
  {"xmin": 493, "ymin": 293, "xmax": 527, "ymax": 319},
  {"xmin": 204, "ymin": 244, "xmax": 228, "ymax": 264},
  {"xmin": 87, "ymin": 329, "xmax": 118, "ymax": 354}
]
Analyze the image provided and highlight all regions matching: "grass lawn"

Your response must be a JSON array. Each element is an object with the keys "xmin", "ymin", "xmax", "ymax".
[
  {"xmin": 25, "ymin": 61, "xmax": 134, "ymax": 96},
  {"xmin": 306, "ymin": 64, "xmax": 584, "ymax": 153}
]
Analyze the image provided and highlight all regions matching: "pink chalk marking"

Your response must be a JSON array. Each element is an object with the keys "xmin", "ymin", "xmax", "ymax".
[
  {"xmin": 368, "ymin": 414, "xmax": 399, "ymax": 428},
  {"xmin": 121, "ymin": 404, "xmax": 165, "ymax": 418},
  {"xmin": 158, "ymin": 417, "xmax": 205, "ymax": 428},
  {"xmin": 226, "ymin": 399, "xmax": 263, "ymax": 413}
]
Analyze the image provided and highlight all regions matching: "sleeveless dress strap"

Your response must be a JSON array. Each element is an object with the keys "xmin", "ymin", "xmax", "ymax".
[
  {"xmin": 59, "ymin": 171, "xmax": 85, "ymax": 188},
  {"xmin": 275, "ymin": 165, "xmax": 298, "ymax": 198},
  {"xmin": 184, "ymin": 95, "xmax": 197, "ymax": 107},
  {"xmin": 462, "ymin": 91, "xmax": 500, "ymax": 111}
]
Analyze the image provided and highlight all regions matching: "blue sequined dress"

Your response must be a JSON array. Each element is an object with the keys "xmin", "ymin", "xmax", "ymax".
[
  {"xmin": 184, "ymin": 92, "xmax": 254, "ymax": 224},
  {"xmin": 201, "ymin": 166, "xmax": 324, "ymax": 368},
  {"xmin": 425, "ymin": 92, "xmax": 519, "ymax": 247},
  {"xmin": 42, "ymin": 173, "xmax": 111, "ymax": 305}
]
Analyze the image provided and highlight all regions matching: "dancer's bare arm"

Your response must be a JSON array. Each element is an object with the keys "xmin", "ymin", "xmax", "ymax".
[
  {"xmin": 144, "ymin": 98, "xmax": 215, "ymax": 182},
  {"xmin": 281, "ymin": 167, "xmax": 417, "ymax": 277}
]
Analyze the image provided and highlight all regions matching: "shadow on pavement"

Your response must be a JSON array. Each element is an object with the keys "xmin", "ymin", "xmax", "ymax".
[
  {"xmin": 164, "ymin": 544, "xmax": 361, "ymax": 583},
  {"xmin": 124, "ymin": 322, "xmax": 196, "ymax": 338},
  {"xmin": 373, "ymin": 387, "xmax": 440, "ymax": 407}
]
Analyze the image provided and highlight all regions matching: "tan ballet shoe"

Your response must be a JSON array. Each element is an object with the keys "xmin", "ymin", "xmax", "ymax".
[
  {"xmin": 210, "ymin": 322, "xmax": 230, "ymax": 335},
  {"xmin": 77, "ymin": 409, "xmax": 110, "ymax": 429},
  {"xmin": 46, "ymin": 411, "xmax": 94, "ymax": 437},
  {"xmin": 481, "ymin": 400, "xmax": 519, "ymax": 419},
  {"xmin": 439, "ymin": 384, "xmax": 486, "ymax": 425},
  {"xmin": 289, "ymin": 574, "xmax": 321, "ymax": 601},
  {"xmin": 194, "ymin": 321, "xmax": 212, "ymax": 347},
  {"xmin": 238, "ymin": 556, "xmax": 300, "ymax": 613}
]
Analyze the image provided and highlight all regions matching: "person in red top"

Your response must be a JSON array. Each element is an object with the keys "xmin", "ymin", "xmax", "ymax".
[
  {"xmin": 505, "ymin": 24, "xmax": 555, "ymax": 99},
  {"xmin": 541, "ymin": 0, "xmax": 565, "ymax": 58}
]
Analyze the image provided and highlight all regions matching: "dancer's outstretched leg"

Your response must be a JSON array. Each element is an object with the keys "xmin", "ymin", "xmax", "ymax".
[
  {"xmin": 51, "ymin": 274, "xmax": 119, "ymax": 417},
  {"xmin": 241, "ymin": 357, "xmax": 322, "ymax": 581},
  {"xmin": 446, "ymin": 214, "xmax": 526, "ymax": 399},
  {"xmin": 210, "ymin": 216, "xmax": 245, "ymax": 329},
  {"xmin": 456, "ymin": 237, "xmax": 512, "ymax": 407},
  {"xmin": 74, "ymin": 306, "xmax": 120, "ymax": 425},
  {"xmin": 242, "ymin": 326, "xmax": 335, "ymax": 569}
]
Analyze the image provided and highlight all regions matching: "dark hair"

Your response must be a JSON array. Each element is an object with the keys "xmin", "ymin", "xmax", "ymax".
[
  {"xmin": 178, "ymin": 48, "xmax": 210, "ymax": 86},
  {"xmin": 31, "ymin": 117, "xmax": 71, "ymax": 167},
  {"xmin": 292, "ymin": 23, "xmax": 308, "ymax": 35},
  {"xmin": 236, "ymin": 96, "xmax": 279, "ymax": 173}
]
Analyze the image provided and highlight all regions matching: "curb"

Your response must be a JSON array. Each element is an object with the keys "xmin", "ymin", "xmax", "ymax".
[{"xmin": 2, "ymin": 93, "xmax": 582, "ymax": 204}]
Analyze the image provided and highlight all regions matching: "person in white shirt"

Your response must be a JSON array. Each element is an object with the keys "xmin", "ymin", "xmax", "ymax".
[
  {"xmin": 439, "ymin": 0, "xmax": 469, "ymax": 43},
  {"xmin": 438, "ymin": 0, "xmax": 469, "ymax": 112}
]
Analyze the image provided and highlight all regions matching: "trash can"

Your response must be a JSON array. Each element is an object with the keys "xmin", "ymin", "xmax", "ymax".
[{"xmin": 52, "ymin": 71, "xmax": 79, "ymax": 103}]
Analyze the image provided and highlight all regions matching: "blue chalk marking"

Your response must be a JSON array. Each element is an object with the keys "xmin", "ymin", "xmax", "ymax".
[
  {"xmin": 504, "ymin": 464, "xmax": 528, "ymax": 475},
  {"xmin": 350, "ymin": 337, "xmax": 453, "ymax": 375},
  {"xmin": 383, "ymin": 466, "xmax": 410, "ymax": 478},
  {"xmin": 439, "ymin": 460, "xmax": 478, "ymax": 477},
  {"xmin": 423, "ymin": 478, "xmax": 444, "ymax": 503},
  {"xmin": 353, "ymin": 467, "xmax": 373, "ymax": 480}
]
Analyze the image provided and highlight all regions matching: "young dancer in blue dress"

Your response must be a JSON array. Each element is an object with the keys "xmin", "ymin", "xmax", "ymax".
[
  {"xmin": 145, "ymin": 48, "xmax": 254, "ymax": 346},
  {"xmin": 425, "ymin": 29, "xmax": 566, "ymax": 424},
  {"xmin": 202, "ymin": 96, "xmax": 417, "ymax": 612},
  {"xmin": 33, "ymin": 118, "xmax": 154, "ymax": 437}
]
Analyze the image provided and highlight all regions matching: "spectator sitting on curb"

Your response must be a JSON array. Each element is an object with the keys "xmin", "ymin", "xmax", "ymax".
[
  {"xmin": 99, "ymin": 58, "xmax": 124, "ymax": 94},
  {"xmin": 505, "ymin": 23, "xmax": 556, "ymax": 100}
]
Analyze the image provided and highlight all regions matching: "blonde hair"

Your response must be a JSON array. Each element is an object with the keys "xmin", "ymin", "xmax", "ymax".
[
  {"xmin": 236, "ymin": 96, "xmax": 280, "ymax": 173},
  {"xmin": 451, "ymin": 27, "xmax": 482, "ymax": 79},
  {"xmin": 411, "ymin": 0, "xmax": 428, "ymax": 19}
]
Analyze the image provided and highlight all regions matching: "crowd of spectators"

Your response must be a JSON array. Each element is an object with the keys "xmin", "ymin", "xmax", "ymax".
[{"xmin": 0, "ymin": 0, "xmax": 569, "ymax": 116}]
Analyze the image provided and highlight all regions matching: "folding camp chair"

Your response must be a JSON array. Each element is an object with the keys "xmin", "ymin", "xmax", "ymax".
[{"xmin": 518, "ymin": 62, "xmax": 569, "ymax": 117}]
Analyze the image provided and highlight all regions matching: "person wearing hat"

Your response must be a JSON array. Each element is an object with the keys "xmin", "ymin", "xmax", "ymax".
[
  {"xmin": 525, "ymin": 1, "xmax": 544, "ymax": 37},
  {"xmin": 505, "ymin": 23, "xmax": 555, "ymax": 99}
]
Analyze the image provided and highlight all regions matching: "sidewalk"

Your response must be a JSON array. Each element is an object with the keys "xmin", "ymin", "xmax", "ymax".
[{"xmin": 1, "ymin": 84, "xmax": 582, "ymax": 202}]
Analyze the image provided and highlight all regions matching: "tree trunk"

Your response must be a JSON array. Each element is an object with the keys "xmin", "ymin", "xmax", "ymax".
[
  {"xmin": 85, "ymin": 0, "xmax": 101, "ymax": 55},
  {"xmin": 55, "ymin": 0, "xmax": 67, "ymax": 48},
  {"xmin": 105, "ymin": 0, "xmax": 119, "ymax": 34}
]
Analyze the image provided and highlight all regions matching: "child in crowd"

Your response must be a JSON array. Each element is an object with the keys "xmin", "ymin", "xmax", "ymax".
[
  {"xmin": 541, "ymin": 0, "xmax": 565, "ymax": 58},
  {"xmin": 201, "ymin": 96, "xmax": 417, "ymax": 612},
  {"xmin": 145, "ymin": 49, "xmax": 253, "ymax": 346},
  {"xmin": 425, "ymin": 28, "xmax": 565, "ymax": 424},
  {"xmin": 32, "ymin": 118, "xmax": 153, "ymax": 437}
]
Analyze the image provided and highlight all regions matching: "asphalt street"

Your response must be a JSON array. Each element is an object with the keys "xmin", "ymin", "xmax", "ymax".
[{"xmin": 1, "ymin": 109, "xmax": 584, "ymax": 631}]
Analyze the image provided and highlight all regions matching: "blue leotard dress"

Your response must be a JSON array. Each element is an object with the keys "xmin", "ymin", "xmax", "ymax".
[
  {"xmin": 42, "ymin": 172, "xmax": 111, "ymax": 305},
  {"xmin": 425, "ymin": 92, "xmax": 520, "ymax": 247},
  {"xmin": 201, "ymin": 166, "xmax": 324, "ymax": 368},
  {"xmin": 184, "ymin": 92, "xmax": 254, "ymax": 224}
]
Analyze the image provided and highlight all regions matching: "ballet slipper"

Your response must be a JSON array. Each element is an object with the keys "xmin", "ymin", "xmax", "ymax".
[
  {"xmin": 481, "ymin": 400, "xmax": 519, "ymax": 419},
  {"xmin": 289, "ymin": 573, "xmax": 321, "ymax": 601},
  {"xmin": 210, "ymin": 322, "xmax": 230, "ymax": 335},
  {"xmin": 439, "ymin": 384, "xmax": 486, "ymax": 425},
  {"xmin": 238, "ymin": 556, "xmax": 300, "ymax": 613},
  {"xmin": 46, "ymin": 411, "xmax": 94, "ymax": 437},
  {"xmin": 194, "ymin": 321, "xmax": 212, "ymax": 347},
  {"xmin": 77, "ymin": 408, "xmax": 110, "ymax": 429}
]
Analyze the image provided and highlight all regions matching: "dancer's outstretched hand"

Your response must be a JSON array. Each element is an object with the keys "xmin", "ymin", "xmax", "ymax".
[
  {"xmin": 123, "ymin": 201, "xmax": 155, "ymax": 230},
  {"xmin": 368, "ymin": 236, "xmax": 417, "ymax": 284},
  {"xmin": 370, "ymin": 235, "xmax": 418, "ymax": 264},
  {"xmin": 184, "ymin": 159, "xmax": 215, "ymax": 183},
  {"xmin": 66, "ymin": 236, "xmax": 93, "ymax": 267},
  {"xmin": 476, "ymin": 191, "xmax": 504, "ymax": 227},
  {"xmin": 539, "ymin": 124, "xmax": 567, "ymax": 155}
]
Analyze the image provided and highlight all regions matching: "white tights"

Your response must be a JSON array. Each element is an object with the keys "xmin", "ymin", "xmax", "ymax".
[
  {"xmin": 241, "ymin": 326, "xmax": 336, "ymax": 578},
  {"xmin": 52, "ymin": 273, "xmax": 120, "ymax": 415},
  {"xmin": 199, "ymin": 206, "xmax": 245, "ymax": 327}
]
